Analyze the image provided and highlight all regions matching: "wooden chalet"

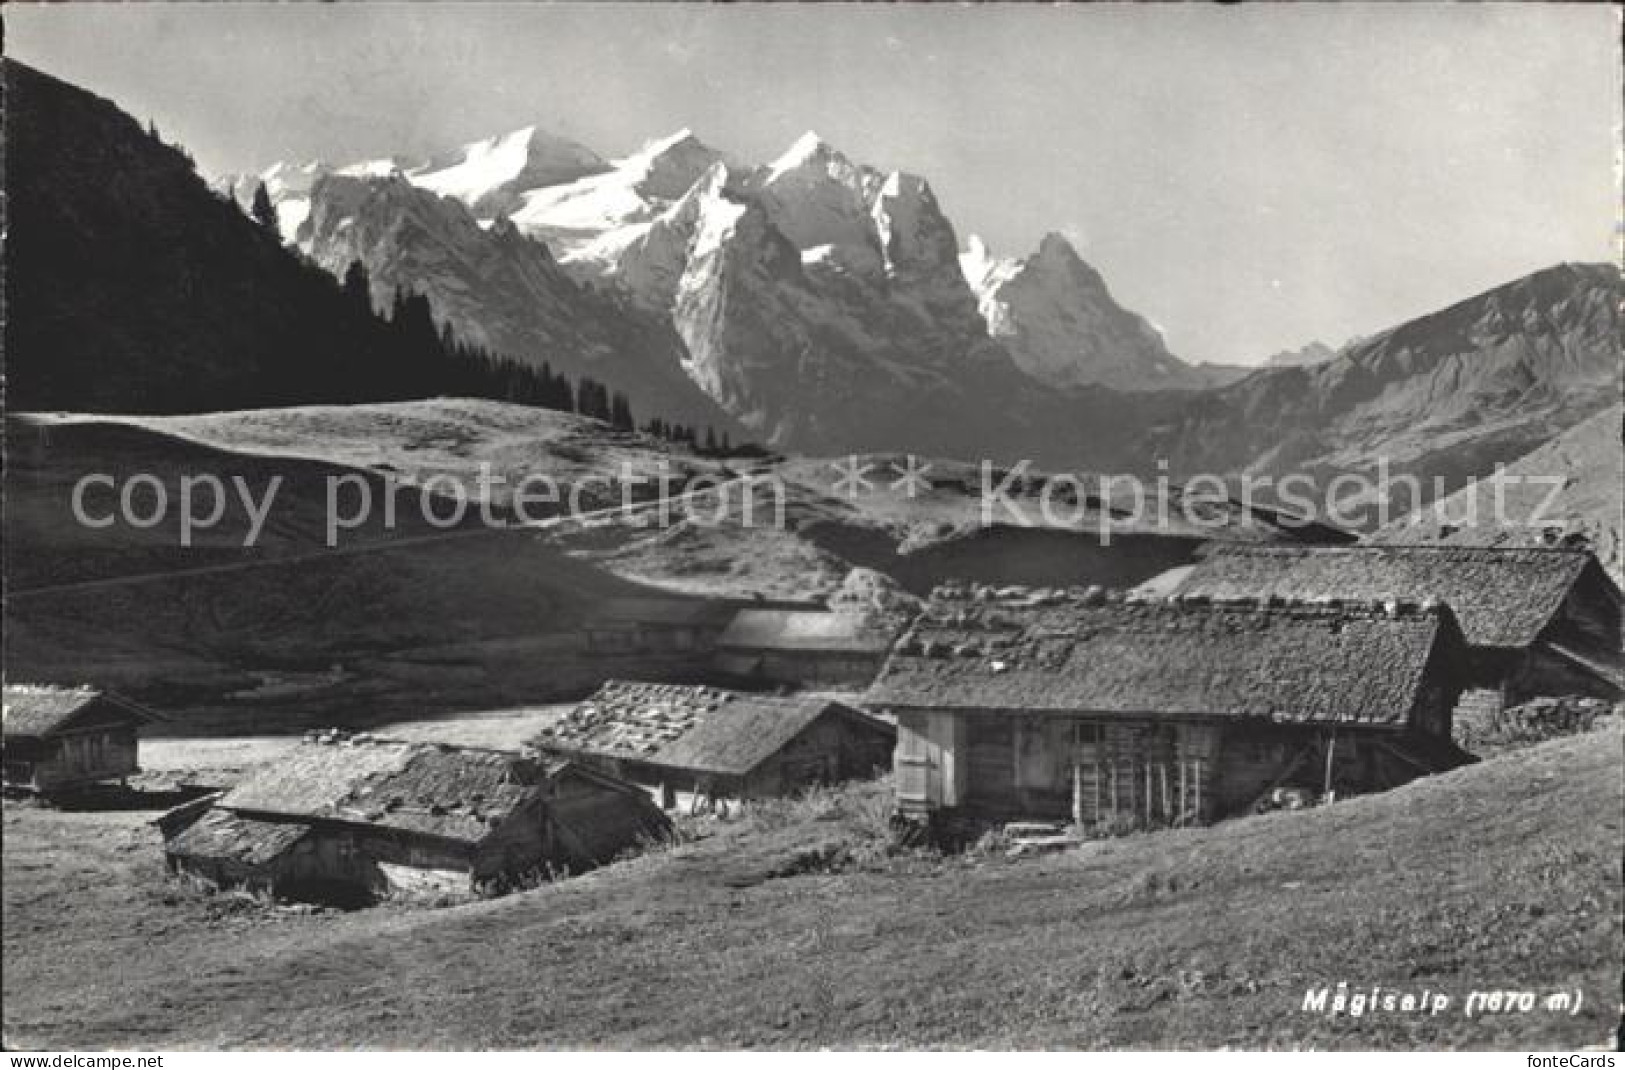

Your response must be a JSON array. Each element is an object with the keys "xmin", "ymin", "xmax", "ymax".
[
  {"xmin": 578, "ymin": 597, "xmax": 738, "ymax": 659},
  {"xmin": 527, "ymin": 681, "xmax": 896, "ymax": 808},
  {"xmin": 1173, "ymin": 544, "xmax": 1623, "ymax": 715},
  {"xmin": 866, "ymin": 585, "xmax": 1474, "ymax": 835},
  {"xmin": 713, "ymin": 609, "xmax": 900, "ymax": 689},
  {"xmin": 2, "ymin": 684, "xmax": 159, "ymax": 794},
  {"xmin": 158, "ymin": 736, "xmax": 669, "ymax": 904}
]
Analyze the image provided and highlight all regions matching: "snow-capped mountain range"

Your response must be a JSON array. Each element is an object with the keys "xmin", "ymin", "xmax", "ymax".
[
  {"xmin": 223, "ymin": 123, "xmax": 1621, "ymax": 474},
  {"xmin": 224, "ymin": 124, "xmax": 1213, "ymax": 452},
  {"xmin": 17, "ymin": 55, "xmax": 1619, "ymax": 513}
]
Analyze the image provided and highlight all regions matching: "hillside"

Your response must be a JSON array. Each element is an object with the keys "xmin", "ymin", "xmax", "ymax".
[
  {"xmin": 4, "ymin": 728, "xmax": 1616, "ymax": 1048},
  {"xmin": 0, "ymin": 60, "xmax": 724, "ymax": 439},
  {"xmin": 1144, "ymin": 263, "xmax": 1622, "ymax": 523},
  {"xmin": 1370, "ymin": 404, "xmax": 1624, "ymax": 580},
  {"xmin": 3, "ymin": 400, "xmax": 1337, "ymax": 721},
  {"xmin": 1, "ymin": 60, "xmax": 400, "ymax": 412},
  {"xmin": 2, "ymin": 406, "xmax": 737, "ymax": 724}
]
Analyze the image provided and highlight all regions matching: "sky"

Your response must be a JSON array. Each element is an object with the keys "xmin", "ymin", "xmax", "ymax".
[{"xmin": 9, "ymin": 3, "xmax": 1620, "ymax": 366}]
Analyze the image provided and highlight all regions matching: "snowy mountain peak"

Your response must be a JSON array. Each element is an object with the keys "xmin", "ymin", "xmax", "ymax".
[
  {"xmin": 761, "ymin": 131, "xmax": 878, "ymax": 194},
  {"xmin": 410, "ymin": 125, "xmax": 607, "ymax": 217},
  {"xmin": 230, "ymin": 113, "xmax": 1221, "ymax": 451},
  {"xmin": 768, "ymin": 130, "xmax": 835, "ymax": 175},
  {"xmin": 218, "ymin": 161, "xmax": 332, "ymax": 245},
  {"xmin": 672, "ymin": 159, "xmax": 733, "ymax": 209},
  {"xmin": 624, "ymin": 127, "xmax": 699, "ymax": 160},
  {"xmin": 754, "ymin": 133, "xmax": 886, "ymax": 273},
  {"xmin": 617, "ymin": 128, "xmax": 725, "ymax": 201},
  {"xmin": 877, "ymin": 170, "xmax": 930, "ymax": 202},
  {"xmin": 337, "ymin": 158, "xmax": 409, "ymax": 179}
]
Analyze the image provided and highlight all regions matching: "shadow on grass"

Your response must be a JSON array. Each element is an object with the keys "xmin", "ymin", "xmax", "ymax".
[{"xmin": 44, "ymin": 783, "xmax": 216, "ymax": 812}]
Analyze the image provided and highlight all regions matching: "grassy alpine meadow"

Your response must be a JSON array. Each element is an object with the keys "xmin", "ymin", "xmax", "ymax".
[{"xmin": 3, "ymin": 724, "xmax": 1618, "ymax": 1050}]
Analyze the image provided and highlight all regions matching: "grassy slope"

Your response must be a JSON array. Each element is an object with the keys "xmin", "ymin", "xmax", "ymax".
[
  {"xmin": 4, "ymin": 728, "xmax": 1617, "ymax": 1050},
  {"xmin": 1370, "ymin": 403, "xmax": 1624, "ymax": 582},
  {"xmin": 3, "ymin": 407, "xmax": 738, "ymax": 722},
  {"xmin": 7, "ymin": 400, "xmax": 1332, "ymax": 722},
  {"xmin": 7, "ymin": 399, "xmax": 1317, "ymax": 597}
]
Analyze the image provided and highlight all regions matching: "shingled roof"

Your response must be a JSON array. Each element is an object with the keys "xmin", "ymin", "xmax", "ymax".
[
  {"xmin": 1173, "ymin": 544, "xmax": 1607, "ymax": 648},
  {"xmin": 2, "ymin": 685, "xmax": 155, "ymax": 739},
  {"xmin": 865, "ymin": 585, "xmax": 1462, "ymax": 728},
  {"xmin": 529, "ymin": 681, "xmax": 892, "ymax": 777},
  {"xmin": 164, "ymin": 808, "xmax": 310, "ymax": 867},
  {"xmin": 718, "ymin": 609, "xmax": 898, "ymax": 653},
  {"xmin": 220, "ymin": 739, "xmax": 552, "ymax": 845}
]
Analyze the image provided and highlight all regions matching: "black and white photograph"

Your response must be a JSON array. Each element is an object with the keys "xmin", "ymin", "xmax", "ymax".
[{"xmin": 2, "ymin": 1, "xmax": 1621, "ymax": 1056}]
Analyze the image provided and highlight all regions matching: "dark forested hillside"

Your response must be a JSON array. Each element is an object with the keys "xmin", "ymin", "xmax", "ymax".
[
  {"xmin": 5, "ymin": 60, "xmax": 390, "ymax": 411},
  {"xmin": 0, "ymin": 60, "xmax": 715, "ymax": 445}
]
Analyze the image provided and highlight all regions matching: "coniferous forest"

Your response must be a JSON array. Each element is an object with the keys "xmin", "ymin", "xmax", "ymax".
[{"xmin": 3, "ymin": 60, "xmax": 734, "ymax": 452}]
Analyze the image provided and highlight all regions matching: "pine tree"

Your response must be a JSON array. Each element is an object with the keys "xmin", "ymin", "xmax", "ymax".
[
  {"xmin": 250, "ymin": 182, "xmax": 279, "ymax": 233},
  {"xmin": 610, "ymin": 391, "xmax": 634, "ymax": 431},
  {"xmin": 342, "ymin": 260, "xmax": 372, "ymax": 314}
]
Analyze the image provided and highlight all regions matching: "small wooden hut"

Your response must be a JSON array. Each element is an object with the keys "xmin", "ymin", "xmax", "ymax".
[
  {"xmin": 527, "ymin": 681, "xmax": 895, "ymax": 808},
  {"xmin": 578, "ymin": 597, "xmax": 738, "ymax": 658},
  {"xmin": 2, "ymin": 685, "xmax": 158, "ymax": 794},
  {"xmin": 713, "ymin": 609, "xmax": 899, "ymax": 689},
  {"xmin": 866, "ymin": 585, "xmax": 1474, "ymax": 836},
  {"xmin": 159, "ymin": 736, "xmax": 669, "ymax": 904}
]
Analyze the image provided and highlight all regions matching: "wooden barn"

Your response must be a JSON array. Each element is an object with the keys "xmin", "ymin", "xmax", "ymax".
[
  {"xmin": 2, "ymin": 684, "xmax": 159, "ymax": 794},
  {"xmin": 1173, "ymin": 544, "xmax": 1623, "ymax": 717},
  {"xmin": 158, "ymin": 736, "xmax": 670, "ymax": 904},
  {"xmin": 866, "ymin": 585, "xmax": 1474, "ymax": 836},
  {"xmin": 527, "ymin": 681, "xmax": 896, "ymax": 808},
  {"xmin": 579, "ymin": 597, "xmax": 739, "ymax": 659},
  {"xmin": 713, "ymin": 609, "xmax": 900, "ymax": 689}
]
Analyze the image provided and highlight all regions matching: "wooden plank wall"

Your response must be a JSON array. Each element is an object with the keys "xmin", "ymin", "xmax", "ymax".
[
  {"xmin": 1073, "ymin": 722, "xmax": 1219, "ymax": 830},
  {"xmin": 894, "ymin": 712, "xmax": 933, "ymax": 816}
]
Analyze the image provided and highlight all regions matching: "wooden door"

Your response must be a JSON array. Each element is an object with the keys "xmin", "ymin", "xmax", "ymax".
[
  {"xmin": 1014, "ymin": 716, "xmax": 1072, "ymax": 813},
  {"xmin": 895, "ymin": 711, "xmax": 964, "ymax": 813}
]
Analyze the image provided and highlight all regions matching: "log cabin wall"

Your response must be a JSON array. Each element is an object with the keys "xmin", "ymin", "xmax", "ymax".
[
  {"xmin": 1071, "ymin": 721, "xmax": 1218, "ymax": 829},
  {"xmin": 750, "ymin": 650, "xmax": 887, "ymax": 689},
  {"xmin": 24, "ymin": 725, "xmax": 139, "ymax": 791},
  {"xmin": 291, "ymin": 824, "xmax": 477, "ymax": 898},
  {"xmin": 896, "ymin": 708, "xmax": 1414, "ymax": 833}
]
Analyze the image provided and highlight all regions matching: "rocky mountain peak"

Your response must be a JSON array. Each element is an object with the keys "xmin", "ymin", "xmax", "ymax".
[
  {"xmin": 960, "ymin": 231, "xmax": 1192, "ymax": 391},
  {"xmin": 617, "ymin": 128, "xmax": 725, "ymax": 201},
  {"xmin": 872, "ymin": 171, "xmax": 963, "ymax": 283}
]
